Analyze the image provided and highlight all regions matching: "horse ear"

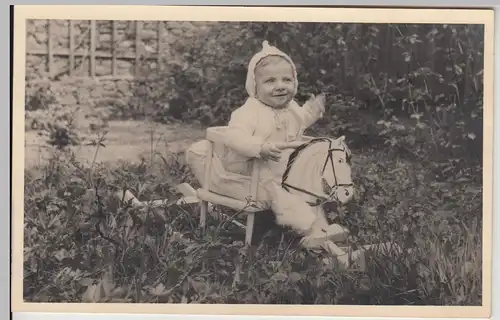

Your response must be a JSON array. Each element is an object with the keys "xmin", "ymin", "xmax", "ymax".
[{"xmin": 338, "ymin": 135, "xmax": 346, "ymax": 142}]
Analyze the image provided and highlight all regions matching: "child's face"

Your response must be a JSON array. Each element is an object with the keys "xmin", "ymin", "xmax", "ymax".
[{"xmin": 254, "ymin": 57, "xmax": 295, "ymax": 109}]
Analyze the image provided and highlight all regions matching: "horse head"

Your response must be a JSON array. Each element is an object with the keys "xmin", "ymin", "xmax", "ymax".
[
  {"xmin": 320, "ymin": 135, "xmax": 354, "ymax": 205},
  {"xmin": 281, "ymin": 135, "xmax": 354, "ymax": 207}
]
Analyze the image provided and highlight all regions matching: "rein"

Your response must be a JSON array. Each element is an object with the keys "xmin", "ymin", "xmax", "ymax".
[{"xmin": 281, "ymin": 138, "xmax": 353, "ymax": 206}]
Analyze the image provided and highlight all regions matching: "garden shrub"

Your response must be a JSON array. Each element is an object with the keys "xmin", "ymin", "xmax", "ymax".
[
  {"xmin": 128, "ymin": 22, "xmax": 484, "ymax": 180},
  {"xmin": 25, "ymin": 82, "xmax": 81, "ymax": 149}
]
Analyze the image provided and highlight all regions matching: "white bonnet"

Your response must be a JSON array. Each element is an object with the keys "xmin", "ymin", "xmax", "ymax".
[{"xmin": 245, "ymin": 40, "xmax": 298, "ymax": 97}]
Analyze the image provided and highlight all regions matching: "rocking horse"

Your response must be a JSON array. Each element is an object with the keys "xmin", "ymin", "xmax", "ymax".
[{"xmin": 119, "ymin": 126, "xmax": 392, "ymax": 271}]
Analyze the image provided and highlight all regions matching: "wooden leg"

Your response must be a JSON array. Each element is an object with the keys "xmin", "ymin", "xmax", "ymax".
[
  {"xmin": 200, "ymin": 140, "xmax": 213, "ymax": 231},
  {"xmin": 349, "ymin": 249, "xmax": 366, "ymax": 272},
  {"xmin": 200, "ymin": 200, "xmax": 208, "ymax": 229},
  {"xmin": 323, "ymin": 240, "xmax": 349, "ymax": 269},
  {"xmin": 247, "ymin": 159, "xmax": 258, "ymax": 247},
  {"xmin": 245, "ymin": 212, "xmax": 255, "ymax": 246}
]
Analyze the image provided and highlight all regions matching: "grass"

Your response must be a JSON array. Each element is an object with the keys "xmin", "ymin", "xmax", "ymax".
[{"xmin": 22, "ymin": 128, "xmax": 483, "ymax": 305}]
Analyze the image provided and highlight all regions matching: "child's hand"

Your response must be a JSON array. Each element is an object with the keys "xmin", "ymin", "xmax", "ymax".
[
  {"xmin": 307, "ymin": 93, "xmax": 326, "ymax": 113},
  {"xmin": 259, "ymin": 142, "xmax": 282, "ymax": 162}
]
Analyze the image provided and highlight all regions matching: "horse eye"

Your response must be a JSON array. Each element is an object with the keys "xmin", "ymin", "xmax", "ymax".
[{"xmin": 339, "ymin": 158, "xmax": 343, "ymax": 163}]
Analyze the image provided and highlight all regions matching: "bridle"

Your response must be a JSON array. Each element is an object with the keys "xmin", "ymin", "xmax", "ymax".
[{"xmin": 281, "ymin": 138, "xmax": 353, "ymax": 207}]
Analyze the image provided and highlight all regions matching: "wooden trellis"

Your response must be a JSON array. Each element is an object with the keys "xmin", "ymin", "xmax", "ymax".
[{"xmin": 26, "ymin": 19, "xmax": 163, "ymax": 80}]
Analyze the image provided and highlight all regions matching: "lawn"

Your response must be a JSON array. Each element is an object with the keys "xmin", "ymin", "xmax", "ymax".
[{"xmin": 22, "ymin": 122, "xmax": 483, "ymax": 305}]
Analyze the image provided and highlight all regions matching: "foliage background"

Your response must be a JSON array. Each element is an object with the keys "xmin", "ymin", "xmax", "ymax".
[{"xmin": 130, "ymin": 22, "xmax": 484, "ymax": 174}]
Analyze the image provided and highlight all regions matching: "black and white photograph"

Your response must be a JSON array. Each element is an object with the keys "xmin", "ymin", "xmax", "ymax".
[{"xmin": 12, "ymin": 5, "xmax": 494, "ymax": 318}]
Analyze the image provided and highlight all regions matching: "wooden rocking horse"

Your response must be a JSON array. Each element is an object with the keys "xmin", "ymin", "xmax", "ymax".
[{"xmin": 119, "ymin": 126, "xmax": 393, "ymax": 271}]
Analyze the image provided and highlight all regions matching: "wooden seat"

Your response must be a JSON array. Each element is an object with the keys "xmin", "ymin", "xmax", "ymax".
[{"xmin": 196, "ymin": 126, "xmax": 263, "ymax": 246}]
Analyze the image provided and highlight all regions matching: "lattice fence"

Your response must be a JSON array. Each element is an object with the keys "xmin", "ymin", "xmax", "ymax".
[{"xmin": 25, "ymin": 19, "xmax": 188, "ymax": 81}]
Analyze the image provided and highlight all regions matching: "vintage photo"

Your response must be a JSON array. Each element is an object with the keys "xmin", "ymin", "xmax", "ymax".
[{"xmin": 12, "ymin": 5, "xmax": 494, "ymax": 318}]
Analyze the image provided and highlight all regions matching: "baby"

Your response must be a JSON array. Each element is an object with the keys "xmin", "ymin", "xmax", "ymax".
[{"xmin": 221, "ymin": 41, "xmax": 336, "ymax": 247}]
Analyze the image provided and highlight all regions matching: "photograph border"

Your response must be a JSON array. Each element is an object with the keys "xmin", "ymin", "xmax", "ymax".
[{"xmin": 11, "ymin": 5, "xmax": 495, "ymax": 318}]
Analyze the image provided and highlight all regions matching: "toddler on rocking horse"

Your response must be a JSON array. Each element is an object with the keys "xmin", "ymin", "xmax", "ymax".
[{"xmin": 186, "ymin": 41, "xmax": 355, "ymax": 249}]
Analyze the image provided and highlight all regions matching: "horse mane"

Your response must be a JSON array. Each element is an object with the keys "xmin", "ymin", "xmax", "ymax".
[{"xmin": 282, "ymin": 139, "xmax": 332, "ymax": 201}]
